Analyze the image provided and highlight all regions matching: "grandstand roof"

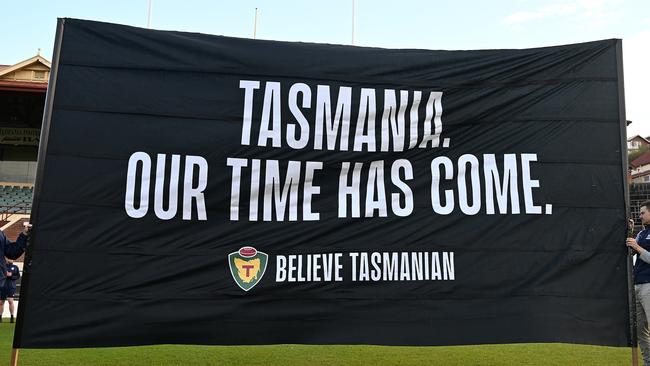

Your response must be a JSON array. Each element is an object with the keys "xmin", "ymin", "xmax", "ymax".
[{"xmin": 0, "ymin": 54, "xmax": 50, "ymax": 93}]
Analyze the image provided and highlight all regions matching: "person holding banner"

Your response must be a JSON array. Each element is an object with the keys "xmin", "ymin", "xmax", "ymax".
[
  {"xmin": 627, "ymin": 201, "xmax": 650, "ymax": 365},
  {"xmin": 0, "ymin": 258, "xmax": 20, "ymax": 323}
]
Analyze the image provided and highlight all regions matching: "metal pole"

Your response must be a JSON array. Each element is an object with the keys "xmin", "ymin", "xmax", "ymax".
[
  {"xmin": 147, "ymin": 0, "xmax": 153, "ymax": 28},
  {"xmin": 615, "ymin": 38, "xmax": 637, "ymax": 366},
  {"xmin": 253, "ymin": 8, "xmax": 259, "ymax": 39},
  {"xmin": 351, "ymin": 0, "xmax": 355, "ymax": 45},
  {"xmin": 12, "ymin": 17, "xmax": 66, "ymax": 351},
  {"xmin": 9, "ymin": 348, "xmax": 18, "ymax": 366},
  {"xmin": 629, "ymin": 223, "xmax": 640, "ymax": 366}
]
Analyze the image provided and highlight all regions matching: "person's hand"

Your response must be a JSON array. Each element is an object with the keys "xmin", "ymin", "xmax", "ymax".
[
  {"xmin": 627, "ymin": 238, "xmax": 642, "ymax": 253},
  {"xmin": 5, "ymin": 272, "xmax": 11, "ymax": 277},
  {"xmin": 22, "ymin": 222, "xmax": 32, "ymax": 236}
]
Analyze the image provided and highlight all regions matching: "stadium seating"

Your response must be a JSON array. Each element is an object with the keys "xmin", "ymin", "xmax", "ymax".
[{"xmin": 0, "ymin": 185, "xmax": 33, "ymax": 214}]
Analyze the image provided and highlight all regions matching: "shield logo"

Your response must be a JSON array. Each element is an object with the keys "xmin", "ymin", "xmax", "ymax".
[{"xmin": 228, "ymin": 246, "xmax": 268, "ymax": 291}]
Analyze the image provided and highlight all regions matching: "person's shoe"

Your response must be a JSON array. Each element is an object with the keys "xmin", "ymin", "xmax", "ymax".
[{"xmin": 10, "ymin": 316, "xmax": 14, "ymax": 323}]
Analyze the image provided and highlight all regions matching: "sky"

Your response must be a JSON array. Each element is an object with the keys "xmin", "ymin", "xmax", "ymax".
[{"xmin": 1, "ymin": 0, "xmax": 648, "ymax": 136}]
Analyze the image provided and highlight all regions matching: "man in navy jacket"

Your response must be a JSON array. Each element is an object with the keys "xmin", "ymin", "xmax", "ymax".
[
  {"xmin": 0, "ymin": 225, "xmax": 28, "ymax": 319},
  {"xmin": 627, "ymin": 200, "xmax": 650, "ymax": 366},
  {"xmin": 0, "ymin": 259, "xmax": 20, "ymax": 323}
]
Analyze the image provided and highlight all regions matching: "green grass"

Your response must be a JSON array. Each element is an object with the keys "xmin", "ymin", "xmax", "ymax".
[{"xmin": 0, "ymin": 323, "xmax": 639, "ymax": 365}]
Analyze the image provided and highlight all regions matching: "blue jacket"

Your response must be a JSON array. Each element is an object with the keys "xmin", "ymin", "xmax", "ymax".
[
  {"xmin": 0, "ymin": 231, "xmax": 27, "ymax": 282},
  {"xmin": 635, "ymin": 226, "xmax": 650, "ymax": 284}
]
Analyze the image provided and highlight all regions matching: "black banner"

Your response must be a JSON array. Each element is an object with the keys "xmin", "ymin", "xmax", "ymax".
[{"xmin": 15, "ymin": 18, "xmax": 630, "ymax": 348}]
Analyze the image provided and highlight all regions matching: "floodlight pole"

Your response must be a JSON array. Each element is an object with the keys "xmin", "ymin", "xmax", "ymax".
[
  {"xmin": 253, "ymin": 8, "xmax": 259, "ymax": 39},
  {"xmin": 351, "ymin": 0, "xmax": 355, "ymax": 45},
  {"xmin": 147, "ymin": 0, "xmax": 153, "ymax": 28}
]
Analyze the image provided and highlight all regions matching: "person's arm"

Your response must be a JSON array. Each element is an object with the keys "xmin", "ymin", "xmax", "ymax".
[
  {"xmin": 627, "ymin": 238, "xmax": 650, "ymax": 263},
  {"xmin": 3, "ymin": 228, "xmax": 28, "ymax": 260},
  {"xmin": 639, "ymin": 248, "xmax": 650, "ymax": 264}
]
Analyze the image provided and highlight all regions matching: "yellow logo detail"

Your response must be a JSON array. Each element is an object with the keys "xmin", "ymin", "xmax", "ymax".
[{"xmin": 233, "ymin": 258, "xmax": 261, "ymax": 283}]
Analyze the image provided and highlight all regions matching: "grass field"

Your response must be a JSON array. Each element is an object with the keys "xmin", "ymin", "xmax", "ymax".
[{"xmin": 0, "ymin": 323, "xmax": 639, "ymax": 365}]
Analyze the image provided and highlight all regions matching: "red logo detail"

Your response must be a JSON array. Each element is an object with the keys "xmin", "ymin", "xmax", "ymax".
[
  {"xmin": 242, "ymin": 264, "xmax": 255, "ymax": 277},
  {"xmin": 239, "ymin": 247, "xmax": 257, "ymax": 257}
]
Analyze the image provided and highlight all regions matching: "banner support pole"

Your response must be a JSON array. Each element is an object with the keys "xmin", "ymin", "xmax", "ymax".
[
  {"xmin": 11, "ymin": 17, "xmax": 66, "ymax": 350},
  {"xmin": 10, "ymin": 348, "xmax": 19, "ymax": 366},
  {"xmin": 614, "ymin": 39, "xmax": 637, "ymax": 366}
]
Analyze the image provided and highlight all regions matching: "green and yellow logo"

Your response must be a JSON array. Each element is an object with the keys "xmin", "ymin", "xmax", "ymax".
[{"xmin": 228, "ymin": 246, "xmax": 268, "ymax": 291}]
